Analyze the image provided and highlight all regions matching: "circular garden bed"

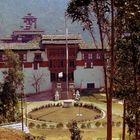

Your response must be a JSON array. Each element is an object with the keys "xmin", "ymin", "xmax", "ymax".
[{"xmin": 28, "ymin": 102, "xmax": 103, "ymax": 129}]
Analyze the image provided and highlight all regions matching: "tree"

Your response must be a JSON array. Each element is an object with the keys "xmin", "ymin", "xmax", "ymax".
[
  {"xmin": 114, "ymin": 0, "xmax": 140, "ymax": 139},
  {"xmin": 30, "ymin": 71, "xmax": 46, "ymax": 94},
  {"xmin": 114, "ymin": 38, "xmax": 140, "ymax": 139},
  {"xmin": 69, "ymin": 121, "xmax": 82, "ymax": 140},
  {"xmin": 0, "ymin": 50, "xmax": 24, "ymax": 123},
  {"xmin": 66, "ymin": 0, "xmax": 115, "ymax": 139}
]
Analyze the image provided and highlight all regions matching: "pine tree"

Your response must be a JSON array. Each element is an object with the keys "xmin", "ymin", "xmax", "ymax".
[
  {"xmin": 0, "ymin": 50, "xmax": 24, "ymax": 123},
  {"xmin": 69, "ymin": 121, "xmax": 82, "ymax": 140},
  {"xmin": 115, "ymin": 0, "xmax": 140, "ymax": 139},
  {"xmin": 67, "ymin": 1, "xmax": 115, "ymax": 139}
]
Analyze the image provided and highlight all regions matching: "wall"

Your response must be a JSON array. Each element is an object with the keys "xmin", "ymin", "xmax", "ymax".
[{"xmin": 74, "ymin": 66, "xmax": 104, "ymax": 89}]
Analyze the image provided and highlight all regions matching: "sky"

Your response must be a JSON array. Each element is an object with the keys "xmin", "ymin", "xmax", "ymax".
[{"xmin": 0, "ymin": 0, "xmax": 91, "ymax": 42}]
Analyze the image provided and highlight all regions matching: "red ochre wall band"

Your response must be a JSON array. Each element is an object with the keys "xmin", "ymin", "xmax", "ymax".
[{"xmin": 0, "ymin": 60, "xmax": 103, "ymax": 68}]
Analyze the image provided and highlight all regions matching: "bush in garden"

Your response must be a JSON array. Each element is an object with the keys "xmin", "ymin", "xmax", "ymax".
[
  {"xmin": 116, "ymin": 121, "xmax": 121, "ymax": 127},
  {"xmin": 49, "ymin": 124, "xmax": 55, "ymax": 129},
  {"xmin": 81, "ymin": 123, "xmax": 86, "ymax": 129},
  {"xmin": 112, "ymin": 121, "xmax": 115, "ymax": 127},
  {"xmin": 42, "ymin": 123, "xmax": 47, "ymax": 129},
  {"xmin": 95, "ymin": 121, "xmax": 101, "ymax": 128},
  {"xmin": 56, "ymin": 122, "xmax": 64, "ymax": 128},
  {"xmin": 36, "ymin": 124, "xmax": 41, "ymax": 129},
  {"xmin": 94, "ymin": 115, "xmax": 101, "ymax": 119},
  {"xmin": 79, "ymin": 102, "xmax": 83, "ymax": 107},
  {"xmin": 74, "ymin": 102, "xmax": 79, "ymax": 107},
  {"xmin": 87, "ymin": 122, "xmax": 91, "ymax": 128},
  {"xmin": 28, "ymin": 122, "xmax": 35, "ymax": 129},
  {"xmin": 66, "ymin": 122, "xmax": 72, "ymax": 129},
  {"xmin": 102, "ymin": 122, "xmax": 107, "ymax": 127}
]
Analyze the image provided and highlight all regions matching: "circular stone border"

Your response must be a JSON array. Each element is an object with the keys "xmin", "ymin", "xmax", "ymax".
[{"xmin": 27, "ymin": 101, "xmax": 106, "ymax": 129}]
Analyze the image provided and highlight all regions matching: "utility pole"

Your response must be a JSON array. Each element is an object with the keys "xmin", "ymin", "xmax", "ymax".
[
  {"xmin": 65, "ymin": 11, "xmax": 69, "ymax": 99},
  {"xmin": 21, "ymin": 93, "xmax": 24, "ymax": 131}
]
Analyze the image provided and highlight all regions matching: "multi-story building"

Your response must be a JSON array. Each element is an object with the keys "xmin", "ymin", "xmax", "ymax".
[{"xmin": 0, "ymin": 13, "xmax": 105, "ymax": 99}]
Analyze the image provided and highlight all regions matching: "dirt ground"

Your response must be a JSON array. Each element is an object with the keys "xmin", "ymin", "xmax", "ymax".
[{"xmin": 0, "ymin": 128, "xmax": 26, "ymax": 140}]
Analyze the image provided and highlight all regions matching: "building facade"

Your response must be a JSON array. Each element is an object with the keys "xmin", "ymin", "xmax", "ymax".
[{"xmin": 0, "ymin": 13, "xmax": 105, "ymax": 98}]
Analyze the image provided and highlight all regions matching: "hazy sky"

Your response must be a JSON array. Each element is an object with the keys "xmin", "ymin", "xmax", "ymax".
[{"xmin": 0, "ymin": 0, "xmax": 91, "ymax": 42}]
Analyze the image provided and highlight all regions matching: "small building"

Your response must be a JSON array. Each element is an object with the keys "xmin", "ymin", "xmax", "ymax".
[{"xmin": 63, "ymin": 100, "xmax": 74, "ymax": 108}]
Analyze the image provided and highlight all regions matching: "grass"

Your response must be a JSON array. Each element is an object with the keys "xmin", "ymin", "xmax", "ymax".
[
  {"xmin": 30, "ymin": 127, "xmax": 123, "ymax": 140},
  {"xmin": 27, "ymin": 93, "xmax": 124, "ymax": 139},
  {"xmin": 29, "ymin": 107, "xmax": 100, "ymax": 122},
  {"xmin": 81, "ymin": 93, "xmax": 123, "ymax": 123}
]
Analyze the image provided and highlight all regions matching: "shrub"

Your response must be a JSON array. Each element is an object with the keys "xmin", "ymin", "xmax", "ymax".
[
  {"xmin": 116, "ymin": 121, "xmax": 121, "ymax": 127},
  {"xmin": 49, "ymin": 124, "xmax": 55, "ymax": 129},
  {"xmin": 74, "ymin": 102, "xmax": 79, "ymax": 107},
  {"xmin": 28, "ymin": 122, "xmax": 35, "ymax": 129},
  {"xmin": 81, "ymin": 123, "xmax": 86, "ymax": 129},
  {"xmin": 112, "ymin": 121, "xmax": 115, "ymax": 127},
  {"xmin": 36, "ymin": 124, "xmax": 41, "ymax": 129},
  {"xmin": 66, "ymin": 122, "xmax": 72, "ymax": 129},
  {"xmin": 87, "ymin": 122, "xmax": 91, "ymax": 128},
  {"xmin": 42, "ymin": 123, "xmax": 47, "ymax": 129},
  {"xmin": 56, "ymin": 122, "xmax": 64, "ymax": 128},
  {"xmin": 95, "ymin": 121, "xmax": 101, "ymax": 128},
  {"xmin": 102, "ymin": 122, "xmax": 107, "ymax": 127}
]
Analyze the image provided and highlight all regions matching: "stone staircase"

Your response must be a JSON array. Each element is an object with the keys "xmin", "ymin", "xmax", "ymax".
[{"xmin": 52, "ymin": 82, "xmax": 75, "ymax": 100}]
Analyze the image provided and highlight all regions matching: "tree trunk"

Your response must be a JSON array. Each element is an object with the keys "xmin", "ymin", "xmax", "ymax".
[
  {"xmin": 122, "ymin": 99, "xmax": 126, "ymax": 140},
  {"xmin": 94, "ymin": 1, "xmax": 112, "ymax": 139},
  {"xmin": 107, "ymin": 95, "xmax": 112, "ymax": 140},
  {"xmin": 107, "ymin": 0, "xmax": 115, "ymax": 139}
]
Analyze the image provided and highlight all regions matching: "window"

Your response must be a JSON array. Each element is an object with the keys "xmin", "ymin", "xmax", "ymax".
[
  {"xmin": 87, "ymin": 83, "xmax": 95, "ymax": 89},
  {"xmin": 91, "ymin": 62, "xmax": 93, "ymax": 68},
  {"xmin": 84, "ymin": 62, "xmax": 93, "ymax": 68},
  {"xmin": 61, "ymin": 60, "xmax": 64, "ymax": 67},
  {"xmin": 88, "ymin": 53, "xmax": 92, "ymax": 60},
  {"xmin": 34, "ymin": 53, "xmax": 42, "ymax": 61},
  {"xmin": 2, "ymin": 54, "xmax": 8, "ymax": 61},
  {"xmin": 96, "ymin": 53, "xmax": 101, "ymax": 59},
  {"xmin": 0, "ymin": 54, "xmax": 3, "ymax": 61},
  {"xmin": 34, "ymin": 63, "xmax": 38, "ymax": 70},
  {"xmin": 49, "ymin": 60, "xmax": 52, "ymax": 68},
  {"xmin": 69, "ymin": 60, "xmax": 74, "ymax": 67},
  {"xmin": 19, "ymin": 53, "xmax": 27, "ymax": 61},
  {"xmin": 51, "ymin": 73, "xmax": 56, "ymax": 81},
  {"xmin": 84, "ymin": 62, "xmax": 87, "ymax": 68},
  {"xmin": 82, "ymin": 53, "xmax": 85, "ymax": 59}
]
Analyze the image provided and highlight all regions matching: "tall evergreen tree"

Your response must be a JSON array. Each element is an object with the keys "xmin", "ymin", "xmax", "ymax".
[
  {"xmin": 0, "ymin": 50, "xmax": 24, "ymax": 123},
  {"xmin": 115, "ymin": 0, "xmax": 140, "ymax": 139},
  {"xmin": 69, "ymin": 121, "xmax": 82, "ymax": 140},
  {"xmin": 67, "ymin": 1, "xmax": 115, "ymax": 139}
]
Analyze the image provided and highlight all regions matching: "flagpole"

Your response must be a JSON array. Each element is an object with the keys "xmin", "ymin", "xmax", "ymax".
[{"xmin": 65, "ymin": 12, "xmax": 69, "ymax": 99}]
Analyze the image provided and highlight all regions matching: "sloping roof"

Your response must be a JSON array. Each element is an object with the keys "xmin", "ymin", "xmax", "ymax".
[
  {"xmin": 42, "ymin": 34, "xmax": 82, "ymax": 40},
  {"xmin": 42, "ymin": 34, "xmax": 87, "ymax": 48},
  {"xmin": 0, "ymin": 36, "xmax": 12, "ymax": 40},
  {"xmin": 13, "ymin": 30, "xmax": 44, "ymax": 35},
  {"xmin": 0, "ymin": 43, "xmax": 40, "ymax": 50}
]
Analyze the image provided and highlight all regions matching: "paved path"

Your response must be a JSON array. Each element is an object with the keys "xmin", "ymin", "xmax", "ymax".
[{"xmin": 1, "ymin": 122, "xmax": 29, "ymax": 133}]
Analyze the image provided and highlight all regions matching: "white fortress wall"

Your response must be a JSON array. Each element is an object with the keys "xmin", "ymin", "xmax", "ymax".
[{"xmin": 74, "ymin": 66, "xmax": 104, "ymax": 89}]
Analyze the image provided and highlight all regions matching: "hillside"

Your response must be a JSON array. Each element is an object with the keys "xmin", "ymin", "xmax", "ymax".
[{"xmin": 0, "ymin": 128, "xmax": 26, "ymax": 140}]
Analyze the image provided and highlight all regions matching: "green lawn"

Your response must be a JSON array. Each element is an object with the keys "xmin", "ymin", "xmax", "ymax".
[
  {"xmin": 30, "ymin": 127, "xmax": 124, "ymax": 140},
  {"xmin": 29, "ymin": 106, "xmax": 100, "ymax": 123},
  {"xmin": 27, "ymin": 93, "xmax": 125, "ymax": 140}
]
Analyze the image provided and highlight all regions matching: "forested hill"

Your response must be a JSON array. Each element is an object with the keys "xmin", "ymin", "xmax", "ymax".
[{"xmin": 0, "ymin": 0, "xmax": 91, "ymax": 42}]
